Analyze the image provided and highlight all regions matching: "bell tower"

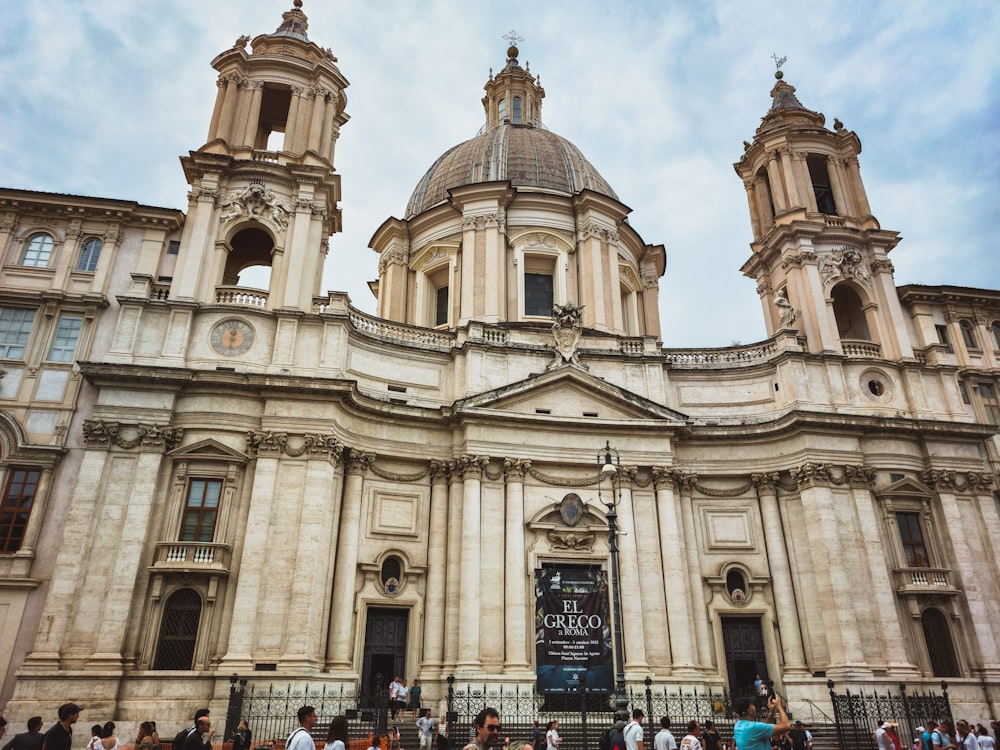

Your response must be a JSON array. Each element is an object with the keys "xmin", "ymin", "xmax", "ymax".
[
  {"xmin": 171, "ymin": 0, "xmax": 348, "ymax": 311},
  {"xmin": 735, "ymin": 67, "xmax": 914, "ymax": 359}
]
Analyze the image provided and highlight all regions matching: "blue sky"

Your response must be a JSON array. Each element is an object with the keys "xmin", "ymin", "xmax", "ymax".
[{"xmin": 1, "ymin": 0, "xmax": 997, "ymax": 347}]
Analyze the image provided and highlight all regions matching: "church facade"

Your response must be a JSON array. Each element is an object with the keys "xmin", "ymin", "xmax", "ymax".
[{"xmin": 2, "ymin": 1, "xmax": 1000, "ymax": 727}]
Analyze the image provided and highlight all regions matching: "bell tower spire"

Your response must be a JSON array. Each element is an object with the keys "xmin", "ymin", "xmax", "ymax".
[
  {"xmin": 171, "ymin": 0, "xmax": 349, "ymax": 311},
  {"xmin": 735, "ymin": 64, "xmax": 914, "ymax": 359}
]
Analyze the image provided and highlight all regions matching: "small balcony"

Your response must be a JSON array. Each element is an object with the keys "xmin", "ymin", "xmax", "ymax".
[
  {"xmin": 894, "ymin": 566, "xmax": 956, "ymax": 597},
  {"xmin": 215, "ymin": 285, "xmax": 269, "ymax": 308},
  {"xmin": 152, "ymin": 541, "xmax": 232, "ymax": 574},
  {"xmin": 841, "ymin": 339, "xmax": 882, "ymax": 358}
]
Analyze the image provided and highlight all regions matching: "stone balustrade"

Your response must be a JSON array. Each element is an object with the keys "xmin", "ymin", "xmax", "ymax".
[
  {"xmin": 153, "ymin": 541, "xmax": 231, "ymax": 571},
  {"xmin": 215, "ymin": 285, "xmax": 269, "ymax": 307}
]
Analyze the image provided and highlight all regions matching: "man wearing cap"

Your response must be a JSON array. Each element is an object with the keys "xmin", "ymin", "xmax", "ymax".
[
  {"xmin": 874, "ymin": 721, "xmax": 894, "ymax": 750},
  {"xmin": 733, "ymin": 695, "xmax": 790, "ymax": 750},
  {"xmin": 787, "ymin": 721, "xmax": 811, "ymax": 750},
  {"xmin": 41, "ymin": 704, "xmax": 81, "ymax": 750}
]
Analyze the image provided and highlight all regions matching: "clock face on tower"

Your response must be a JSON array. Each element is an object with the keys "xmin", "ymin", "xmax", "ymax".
[{"xmin": 210, "ymin": 319, "xmax": 255, "ymax": 356}]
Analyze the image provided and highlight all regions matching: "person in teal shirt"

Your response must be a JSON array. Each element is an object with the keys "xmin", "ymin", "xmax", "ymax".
[{"xmin": 733, "ymin": 695, "xmax": 791, "ymax": 750}]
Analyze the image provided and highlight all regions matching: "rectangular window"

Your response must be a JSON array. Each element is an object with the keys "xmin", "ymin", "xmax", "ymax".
[
  {"xmin": 896, "ymin": 511, "xmax": 929, "ymax": 567},
  {"xmin": 180, "ymin": 479, "xmax": 222, "ymax": 542},
  {"xmin": 0, "ymin": 307, "xmax": 36, "ymax": 359},
  {"xmin": 1, "ymin": 468, "xmax": 41, "ymax": 553},
  {"xmin": 167, "ymin": 241, "xmax": 181, "ymax": 255},
  {"xmin": 958, "ymin": 381, "xmax": 971, "ymax": 405},
  {"xmin": 935, "ymin": 324, "xmax": 952, "ymax": 352},
  {"xmin": 524, "ymin": 272, "xmax": 554, "ymax": 317},
  {"xmin": 978, "ymin": 383, "xmax": 1000, "ymax": 424},
  {"xmin": 435, "ymin": 285, "xmax": 449, "ymax": 326},
  {"xmin": 46, "ymin": 314, "xmax": 84, "ymax": 362}
]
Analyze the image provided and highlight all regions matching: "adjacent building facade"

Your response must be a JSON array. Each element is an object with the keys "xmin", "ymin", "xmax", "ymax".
[{"xmin": 2, "ymin": 1, "xmax": 999, "ymax": 728}]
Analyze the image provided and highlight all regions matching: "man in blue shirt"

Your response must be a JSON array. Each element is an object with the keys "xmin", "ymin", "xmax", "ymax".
[{"xmin": 733, "ymin": 695, "xmax": 791, "ymax": 750}]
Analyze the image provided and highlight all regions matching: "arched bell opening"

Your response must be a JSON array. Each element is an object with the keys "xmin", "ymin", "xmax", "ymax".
[{"xmin": 224, "ymin": 226, "xmax": 275, "ymax": 289}]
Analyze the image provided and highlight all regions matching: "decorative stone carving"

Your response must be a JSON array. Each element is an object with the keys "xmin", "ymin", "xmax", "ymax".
[
  {"xmin": 775, "ymin": 288, "xmax": 796, "ymax": 329},
  {"xmin": 504, "ymin": 457, "xmax": 531, "ymax": 480},
  {"xmin": 779, "ymin": 250, "xmax": 817, "ymax": 269},
  {"xmin": 792, "ymin": 462, "xmax": 876, "ymax": 488},
  {"xmin": 558, "ymin": 493, "xmax": 584, "ymax": 526},
  {"xmin": 547, "ymin": 530, "xmax": 596, "ymax": 551},
  {"xmin": 818, "ymin": 246, "xmax": 871, "ymax": 288},
  {"xmin": 548, "ymin": 302, "xmax": 586, "ymax": 370},
  {"xmin": 219, "ymin": 182, "xmax": 291, "ymax": 227},
  {"xmin": 346, "ymin": 448, "xmax": 376, "ymax": 474},
  {"xmin": 456, "ymin": 454, "xmax": 490, "ymax": 478},
  {"xmin": 869, "ymin": 258, "xmax": 895, "ymax": 274},
  {"xmin": 245, "ymin": 430, "xmax": 287, "ymax": 457},
  {"xmin": 82, "ymin": 420, "xmax": 182, "ymax": 451},
  {"xmin": 920, "ymin": 469, "xmax": 993, "ymax": 492},
  {"xmin": 234, "ymin": 34, "xmax": 250, "ymax": 50}
]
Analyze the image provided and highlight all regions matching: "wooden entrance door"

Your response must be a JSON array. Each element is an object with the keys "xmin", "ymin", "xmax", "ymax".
[{"xmin": 360, "ymin": 608, "xmax": 409, "ymax": 706}]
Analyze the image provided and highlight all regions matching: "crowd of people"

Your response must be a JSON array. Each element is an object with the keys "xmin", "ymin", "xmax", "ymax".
[{"xmin": 3, "ymin": 697, "xmax": 997, "ymax": 750}]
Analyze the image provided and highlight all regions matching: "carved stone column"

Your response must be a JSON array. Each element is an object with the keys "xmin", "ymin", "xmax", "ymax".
[
  {"xmin": 766, "ymin": 153, "xmax": 788, "ymax": 213},
  {"xmin": 442, "ymin": 462, "xmax": 463, "ymax": 670},
  {"xmin": 752, "ymin": 472, "xmax": 807, "ymax": 673},
  {"xmin": 420, "ymin": 460, "xmax": 451, "ymax": 677},
  {"xmin": 326, "ymin": 448, "xmax": 374, "ymax": 670},
  {"xmin": 792, "ymin": 463, "xmax": 868, "ymax": 675},
  {"xmin": 503, "ymin": 458, "xmax": 531, "ymax": 671},
  {"xmin": 614, "ymin": 467, "xmax": 649, "ymax": 672},
  {"xmin": 652, "ymin": 468, "xmax": 696, "ymax": 674},
  {"xmin": 676, "ymin": 471, "xmax": 713, "ymax": 667},
  {"xmin": 216, "ymin": 74, "xmax": 241, "ymax": 145},
  {"xmin": 456, "ymin": 455, "xmax": 489, "ymax": 672}
]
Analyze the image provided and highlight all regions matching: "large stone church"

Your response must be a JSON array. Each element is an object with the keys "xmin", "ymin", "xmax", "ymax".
[{"xmin": 2, "ymin": 0, "xmax": 999, "ymax": 728}]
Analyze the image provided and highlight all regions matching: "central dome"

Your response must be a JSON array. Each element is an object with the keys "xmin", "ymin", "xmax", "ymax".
[{"xmin": 405, "ymin": 123, "xmax": 618, "ymax": 218}]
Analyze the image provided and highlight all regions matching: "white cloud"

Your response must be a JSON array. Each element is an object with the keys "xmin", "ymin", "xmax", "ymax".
[{"xmin": 1, "ymin": 0, "xmax": 998, "ymax": 347}]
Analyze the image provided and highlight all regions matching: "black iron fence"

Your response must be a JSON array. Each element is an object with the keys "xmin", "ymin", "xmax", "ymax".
[
  {"xmin": 827, "ymin": 680, "xmax": 952, "ymax": 750},
  {"xmin": 446, "ymin": 681, "xmax": 734, "ymax": 750},
  {"xmin": 233, "ymin": 682, "xmax": 367, "ymax": 745}
]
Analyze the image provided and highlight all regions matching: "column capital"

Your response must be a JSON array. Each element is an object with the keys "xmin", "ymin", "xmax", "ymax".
[
  {"xmin": 457, "ymin": 454, "xmax": 490, "ymax": 478},
  {"xmin": 503, "ymin": 457, "xmax": 531, "ymax": 480},
  {"xmin": 429, "ymin": 459, "xmax": 450, "ymax": 484},
  {"xmin": 346, "ymin": 448, "xmax": 376, "ymax": 475},
  {"xmin": 751, "ymin": 472, "xmax": 781, "ymax": 493}
]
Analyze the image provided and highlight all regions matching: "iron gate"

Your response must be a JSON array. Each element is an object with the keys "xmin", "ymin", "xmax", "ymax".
[{"xmin": 827, "ymin": 680, "xmax": 952, "ymax": 750}]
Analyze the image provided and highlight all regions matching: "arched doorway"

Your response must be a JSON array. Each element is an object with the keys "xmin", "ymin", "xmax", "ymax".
[
  {"xmin": 921, "ymin": 607, "xmax": 960, "ymax": 677},
  {"xmin": 154, "ymin": 588, "xmax": 202, "ymax": 670}
]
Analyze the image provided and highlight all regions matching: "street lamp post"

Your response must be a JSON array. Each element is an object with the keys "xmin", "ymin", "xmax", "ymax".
[{"xmin": 598, "ymin": 440, "xmax": 628, "ymax": 714}]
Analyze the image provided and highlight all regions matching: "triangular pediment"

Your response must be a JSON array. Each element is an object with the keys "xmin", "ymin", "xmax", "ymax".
[
  {"xmin": 877, "ymin": 476, "xmax": 934, "ymax": 500},
  {"xmin": 169, "ymin": 438, "xmax": 249, "ymax": 462},
  {"xmin": 452, "ymin": 365, "xmax": 688, "ymax": 423}
]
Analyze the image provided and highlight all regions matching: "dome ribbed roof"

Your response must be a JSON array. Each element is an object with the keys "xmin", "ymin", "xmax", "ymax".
[{"xmin": 405, "ymin": 124, "xmax": 618, "ymax": 219}]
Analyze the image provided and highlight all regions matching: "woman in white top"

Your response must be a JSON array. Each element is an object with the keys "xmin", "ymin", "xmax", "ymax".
[
  {"xmin": 546, "ymin": 721, "xmax": 561, "ymax": 750},
  {"xmin": 325, "ymin": 716, "xmax": 349, "ymax": 750},
  {"xmin": 100, "ymin": 722, "xmax": 120, "ymax": 750},
  {"xmin": 88, "ymin": 726, "xmax": 103, "ymax": 750},
  {"xmin": 976, "ymin": 726, "xmax": 996, "ymax": 750}
]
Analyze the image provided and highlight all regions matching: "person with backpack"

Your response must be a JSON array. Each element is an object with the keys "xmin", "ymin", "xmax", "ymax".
[{"xmin": 172, "ymin": 710, "xmax": 209, "ymax": 750}]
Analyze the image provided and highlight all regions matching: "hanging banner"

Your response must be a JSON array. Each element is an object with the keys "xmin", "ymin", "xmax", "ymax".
[{"xmin": 534, "ymin": 568, "xmax": 613, "ymax": 694}]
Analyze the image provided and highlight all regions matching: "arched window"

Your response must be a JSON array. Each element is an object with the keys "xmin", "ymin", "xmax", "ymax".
[
  {"xmin": 920, "ymin": 607, "xmax": 959, "ymax": 677},
  {"xmin": 512, "ymin": 97, "xmax": 522, "ymax": 125},
  {"xmin": 498, "ymin": 99, "xmax": 506, "ymax": 123},
  {"xmin": 959, "ymin": 319, "xmax": 978, "ymax": 350},
  {"xmin": 154, "ymin": 588, "xmax": 202, "ymax": 670},
  {"xmin": 832, "ymin": 284, "xmax": 872, "ymax": 340},
  {"xmin": 21, "ymin": 233, "xmax": 54, "ymax": 267},
  {"xmin": 725, "ymin": 568, "xmax": 747, "ymax": 604},
  {"xmin": 755, "ymin": 167, "xmax": 775, "ymax": 226},
  {"xmin": 807, "ymin": 154, "xmax": 837, "ymax": 215},
  {"xmin": 77, "ymin": 238, "xmax": 102, "ymax": 272}
]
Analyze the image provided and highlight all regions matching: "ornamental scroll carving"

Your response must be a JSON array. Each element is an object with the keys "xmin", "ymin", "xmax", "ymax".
[
  {"xmin": 82, "ymin": 420, "xmax": 183, "ymax": 451},
  {"xmin": 791, "ymin": 462, "xmax": 877, "ymax": 488},
  {"xmin": 920, "ymin": 469, "xmax": 994, "ymax": 492},
  {"xmin": 244, "ymin": 430, "xmax": 344, "ymax": 460}
]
